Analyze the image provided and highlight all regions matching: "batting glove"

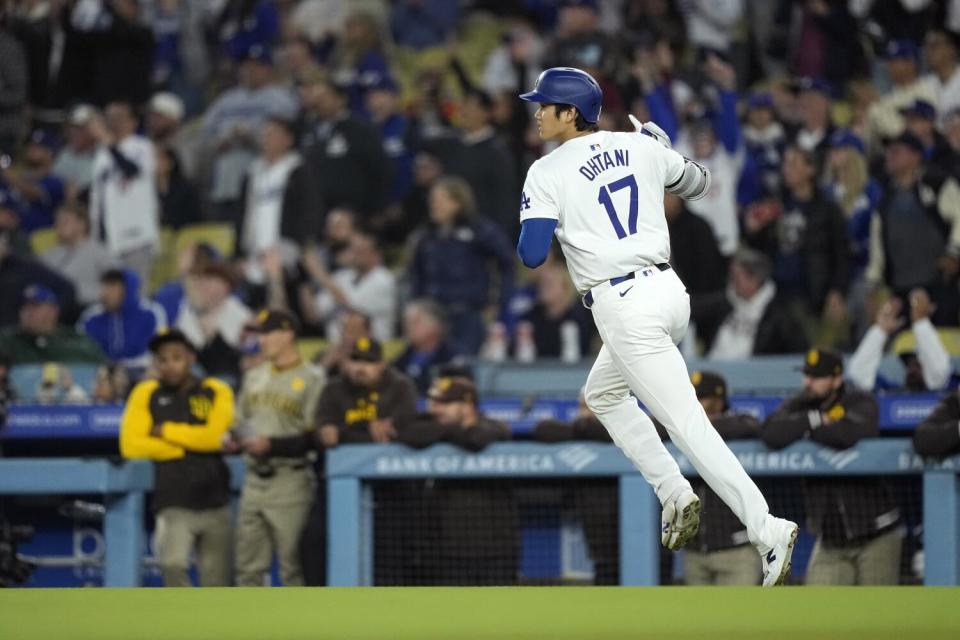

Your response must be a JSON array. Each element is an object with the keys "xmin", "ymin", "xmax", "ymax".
[{"xmin": 629, "ymin": 114, "xmax": 672, "ymax": 149}]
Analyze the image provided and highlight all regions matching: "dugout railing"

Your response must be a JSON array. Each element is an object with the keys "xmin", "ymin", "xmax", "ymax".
[{"xmin": 0, "ymin": 439, "xmax": 957, "ymax": 587}]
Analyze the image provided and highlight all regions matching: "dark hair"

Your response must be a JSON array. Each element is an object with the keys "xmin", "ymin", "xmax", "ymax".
[
  {"xmin": 265, "ymin": 116, "xmax": 297, "ymax": 139},
  {"xmin": 732, "ymin": 248, "xmax": 772, "ymax": 283},
  {"xmin": 552, "ymin": 104, "xmax": 600, "ymax": 132},
  {"xmin": 101, "ymin": 269, "xmax": 126, "ymax": 285},
  {"xmin": 785, "ymin": 144, "xmax": 819, "ymax": 173},
  {"xmin": 465, "ymin": 88, "xmax": 494, "ymax": 112},
  {"xmin": 927, "ymin": 27, "xmax": 960, "ymax": 51}
]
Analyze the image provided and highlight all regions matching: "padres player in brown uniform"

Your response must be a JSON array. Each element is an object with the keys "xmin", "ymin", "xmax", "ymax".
[
  {"xmin": 120, "ymin": 328, "xmax": 234, "ymax": 587},
  {"xmin": 233, "ymin": 310, "xmax": 325, "ymax": 586}
]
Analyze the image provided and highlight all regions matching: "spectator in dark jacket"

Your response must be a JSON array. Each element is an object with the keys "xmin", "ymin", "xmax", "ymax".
[
  {"xmin": 431, "ymin": 89, "xmax": 517, "ymax": 238},
  {"xmin": 299, "ymin": 72, "xmax": 392, "ymax": 223},
  {"xmin": 65, "ymin": 0, "xmax": 155, "ymax": 107},
  {"xmin": 517, "ymin": 263, "xmax": 595, "ymax": 361},
  {"xmin": 761, "ymin": 348, "xmax": 902, "ymax": 585},
  {"xmin": 155, "ymin": 145, "xmax": 200, "ymax": 230},
  {"xmin": 867, "ymin": 131, "xmax": 960, "ymax": 326},
  {"xmin": 392, "ymin": 299, "xmax": 459, "ymax": 394},
  {"xmin": 408, "ymin": 176, "xmax": 514, "ymax": 356},
  {"xmin": 239, "ymin": 116, "xmax": 323, "ymax": 281},
  {"xmin": 745, "ymin": 145, "xmax": 848, "ymax": 341},
  {"xmin": 665, "ymin": 194, "xmax": 727, "ymax": 299},
  {"xmin": 0, "ymin": 27, "xmax": 28, "ymax": 154},
  {"xmin": 0, "ymin": 231, "xmax": 77, "ymax": 326},
  {"xmin": 901, "ymin": 100, "xmax": 960, "ymax": 181},
  {"xmin": 0, "ymin": 284, "xmax": 104, "ymax": 364},
  {"xmin": 913, "ymin": 390, "xmax": 960, "ymax": 457},
  {"xmin": 400, "ymin": 375, "xmax": 515, "ymax": 586},
  {"xmin": 697, "ymin": 249, "xmax": 808, "ymax": 358},
  {"xmin": 79, "ymin": 268, "xmax": 167, "ymax": 368}
]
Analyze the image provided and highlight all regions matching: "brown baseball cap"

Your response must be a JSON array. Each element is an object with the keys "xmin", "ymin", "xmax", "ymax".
[
  {"xmin": 800, "ymin": 348, "xmax": 844, "ymax": 378},
  {"xmin": 690, "ymin": 370, "xmax": 727, "ymax": 402},
  {"xmin": 427, "ymin": 376, "xmax": 477, "ymax": 405},
  {"xmin": 348, "ymin": 337, "xmax": 383, "ymax": 362},
  {"xmin": 251, "ymin": 309, "xmax": 300, "ymax": 335}
]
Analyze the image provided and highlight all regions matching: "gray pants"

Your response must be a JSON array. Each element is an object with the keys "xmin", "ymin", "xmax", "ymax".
[
  {"xmin": 153, "ymin": 506, "xmax": 232, "ymax": 587},
  {"xmin": 805, "ymin": 529, "xmax": 903, "ymax": 585},
  {"xmin": 684, "ymin": 545, "xmax": 760, "ymax": 586},
  {"xmin": 118, "ymin": 245, "xmax": 155, "ymax": 288},
  {"xmin": 235, "ymin": 467, "xmax": 314, "ymax": 587}
]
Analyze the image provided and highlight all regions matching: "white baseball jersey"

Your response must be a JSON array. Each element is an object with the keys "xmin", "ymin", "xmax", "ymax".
[{"xmin": 520, "ymin": 130, "xmax": 685, "ymax": 294}]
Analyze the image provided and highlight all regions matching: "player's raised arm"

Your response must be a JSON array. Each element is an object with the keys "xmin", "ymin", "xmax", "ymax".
[
  {"xmin": 665, "ymin": 154, "xmax": 711, "ymax": 201},
  {"xmin": 629, "ymin": 114, "xmax": 712, "ymax": 202}
]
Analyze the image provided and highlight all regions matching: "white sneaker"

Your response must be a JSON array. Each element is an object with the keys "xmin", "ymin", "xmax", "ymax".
[
  {"xmin": 661, "ymin": 491, "xmax": 701, "ymax": 551},
  {"xmin": 761, "ymin": 519, "xmax": 799, "ymax": 587}
]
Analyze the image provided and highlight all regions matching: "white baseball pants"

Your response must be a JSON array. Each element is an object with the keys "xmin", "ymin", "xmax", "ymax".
[{"xmin": 583, "ymin": 266, "xmax": 780, "ymax": 550}]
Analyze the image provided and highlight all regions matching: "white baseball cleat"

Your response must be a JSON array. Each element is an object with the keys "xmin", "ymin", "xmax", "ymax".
[
  {"xmin": 761, "ymin": 519, "xmax": 799, "ymax": 587},
  {"xmin": 661, "ymin": 491, "xmax": 701, "ymax": 551}
]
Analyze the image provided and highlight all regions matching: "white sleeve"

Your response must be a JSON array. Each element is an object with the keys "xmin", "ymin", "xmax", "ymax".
[
  {"xmin": 660, "ymin": 144, "xmax": 686, "ymax": 189},
  {"xmin": 343, "ymin": 270, "xmax": 397, "ymax": 317},
  {"xmin": 914, "ymin": 318, "xmax": 952, "ymax": 390},
  {"xmin": 520, "ymin": 161, "xmax": 560, "ymax": 222},
  {"xmin": 847, "ymin": 325, "xmax": 887, "ymax": 390}
]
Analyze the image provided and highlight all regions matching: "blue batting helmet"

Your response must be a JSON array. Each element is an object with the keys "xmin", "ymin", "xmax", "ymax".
[{"xmin": 519, "ymin": 67, "xmax": 603, "ymax": 123}]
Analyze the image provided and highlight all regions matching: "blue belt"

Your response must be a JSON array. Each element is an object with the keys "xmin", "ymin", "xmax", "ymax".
[{"xmin": 583, "ymin": 263, "xmax": 671, "ymax": 309}]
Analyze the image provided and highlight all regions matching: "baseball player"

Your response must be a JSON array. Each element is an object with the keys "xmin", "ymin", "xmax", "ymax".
[{"xmin": 516, "ymin": 67, "xmax": 798, "ymax": 586}]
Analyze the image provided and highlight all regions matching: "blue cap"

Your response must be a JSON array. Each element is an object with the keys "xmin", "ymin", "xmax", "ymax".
[
  {"xmin": 900, "ymin": 99, "xmax": 937, "ymax": 120},
  {"xmin": 747, "ymin": 92, "xmax": 774, "ymax": 110},
  {"xmin": 28, "ymin": 129, "xmax": 60, "ymax": 153},
  {"xmin": 795, "ymin": 76, "xmax": 832, "ymax": 97},
  {"xmin": 829, "ymin": 129, "xmax": 866, "ymax": 155},
  {"xmin": 240, "ymin": 44, "xmax": 273, "ymax": 65},
  {"xmin": 888, "ymin": 131, "xmax": 926, "ymax": 155},
  {"xmin": 23, "ymin": 284, "xmax": 58, "ymax": 306},
  {"xmin": 368, "ymin": 73, "xmax": 398, "ymax": 93},
  {"xmin": 885, "ymin": 39, "xmax": 920, "ymax": 60}
]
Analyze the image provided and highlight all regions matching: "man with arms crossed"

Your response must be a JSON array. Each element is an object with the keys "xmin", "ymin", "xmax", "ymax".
[{"xmin": 516, "ymin": 67, "xmax": 798, "ymax": 586}]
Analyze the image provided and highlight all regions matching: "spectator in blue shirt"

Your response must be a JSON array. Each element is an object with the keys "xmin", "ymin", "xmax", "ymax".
[
  {"xmin": 79, "ymin": 268, "xmax": 167, "ymax": 369},
  {"xmin": 366, "ymin": 74, "xmax": 416, "ymax": 243},
  {"xmin": 740, "ymin": 92, "xmax": 785, "ymax": 205},
  {"xmin": 2, "ymin": 129, "xmax": 66, "ymax": 232},
  {"xmin": 408, "ymin": 176, "xmax": 514, "ymax": 356},
  {"xmin": 216, "ymin": 0, "xmax": 280, "ymax": 62},
  {"xmin": 393, "ymin": 299, "xmax": 459, "ymax": 394}
]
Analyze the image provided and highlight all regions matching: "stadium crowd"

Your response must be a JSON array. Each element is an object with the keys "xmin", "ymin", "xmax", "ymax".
[{"xmin": 2, "ymin": 0, "xmax": 960, "ymax": 588}]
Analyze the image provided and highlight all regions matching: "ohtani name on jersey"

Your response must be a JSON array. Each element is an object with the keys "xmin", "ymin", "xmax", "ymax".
[{"xmin": 578, "ymin": 149, "xmax": 629, "ymax": 181}]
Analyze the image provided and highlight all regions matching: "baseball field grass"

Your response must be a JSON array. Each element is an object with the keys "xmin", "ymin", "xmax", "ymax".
[{"xmin": 1, "ymin": 586, "xmax": 957, "ymax": 639}]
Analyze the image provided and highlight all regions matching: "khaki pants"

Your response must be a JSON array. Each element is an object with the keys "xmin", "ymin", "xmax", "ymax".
[
  {"xmin": 154, "ymin": 506, "xmax": 232, "ymax": 587},
  {"xmin": 684, "ymin": 545, "xmax": 761, "ymax": 586},
  {"xmin": 805, "ymin": 529, "xmax": 903, "ymax": 585},
  {"xmin": 235, "ymin": 467, "xmax": 314, "ymax": 587}
]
